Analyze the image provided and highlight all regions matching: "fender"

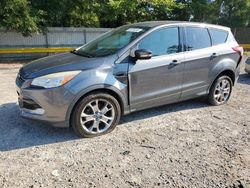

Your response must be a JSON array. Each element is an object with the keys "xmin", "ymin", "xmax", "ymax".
[
  {"xmin": 65, "ymin": 84, "xmax": 129, "ymax": 125},
  {"xmin": 207, "ymin": 58, "xmax": 237, "ymax": 92}
]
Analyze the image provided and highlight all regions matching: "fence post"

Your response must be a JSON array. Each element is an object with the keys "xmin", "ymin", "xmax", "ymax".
[
  {"xmin": 45, "ymin": 31, "xmax": 49, "ymax": 56},
  {"xmin": 83, "ymin": 29, "xmax": 87, "ymax": 44}
]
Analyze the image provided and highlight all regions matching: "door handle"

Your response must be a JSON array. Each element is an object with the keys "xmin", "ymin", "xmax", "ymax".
[
  {"xmin": 210, "ymin": 53, "xmax": 218, "ymax": 60},
  {"xmin": 169, "ymin": 60, "xmax": 181, "ymax": 68}
]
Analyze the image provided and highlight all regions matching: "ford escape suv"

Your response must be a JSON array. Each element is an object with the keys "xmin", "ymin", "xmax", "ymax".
[{"xmin": 16, "ymin": 21, "xmax": 243, "ymax": 137}]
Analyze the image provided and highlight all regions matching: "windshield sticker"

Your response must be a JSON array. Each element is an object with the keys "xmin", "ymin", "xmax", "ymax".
[{"xmin": 126, "ymin": 28, "xmax": 143, "ymax": 33}]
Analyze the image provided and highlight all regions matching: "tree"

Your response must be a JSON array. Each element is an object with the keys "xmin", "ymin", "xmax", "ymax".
[
  {"xmin": 0, "ymin": 0, "xmax": 249, "ymax": 36},
  {"xmin": 184, "ymin": 0, "xmax": 250, "ymax": 27},
  {"xmin": 97, "ymin": 0, "xmax": 185, "ymax": 28},
  {"xmin": 67, "ymin": 0, "xmax": 99, "ymax": 27},
  {"xmin": 0, "ymin": 0, "xmax": 45, "ymax": 36},
  {"xmin": 217, "ymin": 0, "xmax": 250, "ymax": 27},
  {"xmin": 30, "ymin": 0, "xmax": 100, "ymax": 27},
  {"xmin": 189, "ymin": 0, "xmax": 212, "ymax": 22}
]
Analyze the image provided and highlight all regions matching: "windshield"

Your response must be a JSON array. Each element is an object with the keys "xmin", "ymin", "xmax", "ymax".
[{"xmin": 75, "ymin": 25, "xmax": 150, "ymax": 57}]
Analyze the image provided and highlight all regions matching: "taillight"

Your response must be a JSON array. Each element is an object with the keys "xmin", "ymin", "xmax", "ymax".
[{"xmin": 232, "ymin": 46, "xmax": 244, "ymax": 56}]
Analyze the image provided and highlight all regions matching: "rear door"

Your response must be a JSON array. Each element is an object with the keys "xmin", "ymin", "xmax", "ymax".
[
  {"xmin": 128, "ymin": 27, "xmax": 185, "ymax": 111},
  {"xmin": 181, "ymin": 26, "xmax": 216, "ymax": 99}
]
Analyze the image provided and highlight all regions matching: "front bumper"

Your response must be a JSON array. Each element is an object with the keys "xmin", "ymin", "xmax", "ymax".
[{"xmin": 16, "ymin": 77, "xmax": 75, "ymax": 127}]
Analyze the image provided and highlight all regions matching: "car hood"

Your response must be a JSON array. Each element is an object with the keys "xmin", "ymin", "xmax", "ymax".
[{"xmin": 20, "ymin": 52, "xmax": 116, "ymax": 79}]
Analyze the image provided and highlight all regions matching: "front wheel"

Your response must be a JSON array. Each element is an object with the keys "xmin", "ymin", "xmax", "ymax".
[
  {"xmin": 208, "ymin": 75, "xmax": 233, "ymax": 106},
  {"xmin": 71, "ymin": 92, "xmax": 121, "ymax": 138}
]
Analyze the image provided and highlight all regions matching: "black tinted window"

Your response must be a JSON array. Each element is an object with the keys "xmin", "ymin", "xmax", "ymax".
[
  {"xmin": 186, "ymin": 27, "xmax": 211, "ymax": 50},
  {"xmin": 138, "ymin": 27, "xmax": 179, "ymax": 56},
  {"xmin": 209, "ymin": 28, "xmax": 228, "ymax": 45}
]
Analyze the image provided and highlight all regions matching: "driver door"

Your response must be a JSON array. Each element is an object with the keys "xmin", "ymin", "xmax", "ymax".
[{"xmin": 128, "ymin": 27, "xmax": 185, "ymax": 111}]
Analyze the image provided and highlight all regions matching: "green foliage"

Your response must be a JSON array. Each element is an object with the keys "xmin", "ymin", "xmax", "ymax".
[
  {"xmin": 30, "ymin": 0, "xmax": 100, "ymax": 27},
  {"xmin": 188, "ymin": 0, "xmax": 213, "ymax": 22},
  {"xmin": 187, "ymin": 0, "xmax": 250, "ymax": 27},
  {"xmin": 0, "ymin": 0, "xmax": 249, "ymax": 36},
  {"xmin": 216, "ymin": 0, "xmax": 250, "ymax": 27},
  {"xmin": 0, "ymin": 0, "xmax": 45, "ymax": 36},
  {"xmin": 67, "ymin": 0, "xmax": 99, "ymax": 27},
  {"xmin": 96, "ymin": 0, "xmax": 185, "ymax": 27}
]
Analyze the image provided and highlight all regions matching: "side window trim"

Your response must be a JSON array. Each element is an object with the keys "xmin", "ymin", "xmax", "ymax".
[
  {"xmin": 178, "ymin": 26, "xmax": 184, "ymax": 53},
  {"xmin": 207, "ymin": 28, "xmax": 213, "ymax": 46}
]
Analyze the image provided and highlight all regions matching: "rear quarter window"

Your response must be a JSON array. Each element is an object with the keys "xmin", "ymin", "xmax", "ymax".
[{"xmin": 209, "ymin": 28, "xmax": 229, "ymax": 45}]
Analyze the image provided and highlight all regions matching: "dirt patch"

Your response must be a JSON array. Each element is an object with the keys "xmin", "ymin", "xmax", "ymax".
[{"xmin": 0, "ymin": 61, "xmax": 249, "ymax": 187}]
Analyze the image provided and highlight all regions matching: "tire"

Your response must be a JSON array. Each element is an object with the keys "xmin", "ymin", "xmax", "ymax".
[
  {"xmin": 71, "ymin": 92, "xmax": 121, "ymax": 138},
  {"xmin": 208, "ymin": 75, "xmax": 233, "ymax": 106}
]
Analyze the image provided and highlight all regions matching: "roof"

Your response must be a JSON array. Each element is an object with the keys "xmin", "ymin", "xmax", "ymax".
[{"xmin": 130, "ymin": 21, "xmax": 230, "ymax": 31}]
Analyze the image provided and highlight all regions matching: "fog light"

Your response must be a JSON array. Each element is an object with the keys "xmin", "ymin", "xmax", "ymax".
[{"xmin": 23, "ymin": 108, "xmax": 45, "ymax": 115}]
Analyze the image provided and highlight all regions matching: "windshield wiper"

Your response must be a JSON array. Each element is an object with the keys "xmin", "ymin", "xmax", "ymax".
[{"xmin": 71, "ymin": 49, "xmax": 94, "ymax": 58}]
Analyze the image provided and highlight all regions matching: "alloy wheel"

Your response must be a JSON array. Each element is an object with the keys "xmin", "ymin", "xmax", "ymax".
[
  {"xmin": 213, "ymin": 79, "xmax": 231, "ymax": 104},
  {"xmin": 80, "ymin": 99, "xmax": 115, "ymax": 134}
]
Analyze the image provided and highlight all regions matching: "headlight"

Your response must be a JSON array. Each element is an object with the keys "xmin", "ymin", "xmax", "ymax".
[{"xmin": 31, "ymin": 71, "xmax": 81, "ymax": 89}]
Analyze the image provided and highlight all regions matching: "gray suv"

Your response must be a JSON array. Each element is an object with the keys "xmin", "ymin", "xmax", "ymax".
[{"xmin": 16, "ymin": 21, "xmax": 243, "ymax": 137}]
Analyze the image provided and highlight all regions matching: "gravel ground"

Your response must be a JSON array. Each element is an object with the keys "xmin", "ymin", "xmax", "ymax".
[{"xmin": 0, "ymin": 59, "xmax": 249, "ymax": 188}]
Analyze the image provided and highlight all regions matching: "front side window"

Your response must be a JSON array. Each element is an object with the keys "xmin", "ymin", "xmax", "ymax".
[
  {"xmin": 209, "ymin": 28, "xmax": 228, "ymax": 45},
  {"xmin": 138, "ymin": 27, "xmax": 180, "ymax": 56},
  {"xmin": 186, "ymin": 27, "xmax": 211, "ymax": 51},
  {"xmin": 76, "ymin": 26, "xmax": 150, "ymax": 57}
]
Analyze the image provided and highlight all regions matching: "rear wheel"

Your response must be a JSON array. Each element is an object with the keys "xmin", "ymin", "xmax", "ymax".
[
  {"xmin": 71, "ymin": 92, "xmax": 121, "ymax": 138},
  {"xmin": 208, "ymin": 75, "xmax": 233, "ymax": 106}
]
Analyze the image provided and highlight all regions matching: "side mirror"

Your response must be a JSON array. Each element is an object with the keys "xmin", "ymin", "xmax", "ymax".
[{"xmin": 134, "ymin": 49, "xmax": 152, "ymax": 60}]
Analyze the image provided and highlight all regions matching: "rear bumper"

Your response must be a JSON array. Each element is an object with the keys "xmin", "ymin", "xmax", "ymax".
[{"xmin": 234, "ymin": 62, "xmax": 241, "ymax": 84}]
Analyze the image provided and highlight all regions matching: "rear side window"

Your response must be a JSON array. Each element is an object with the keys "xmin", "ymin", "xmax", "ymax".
[
  {"xmin": 209, "ymin": 28, "xmax": 228, "ymax": 45},
  {"xmin": 186, "ymin": 27, "xmax": 211, "ymax": 51}
]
